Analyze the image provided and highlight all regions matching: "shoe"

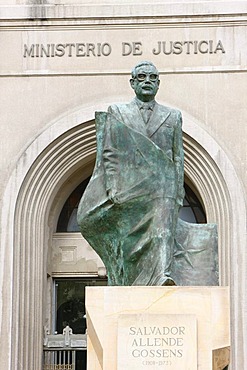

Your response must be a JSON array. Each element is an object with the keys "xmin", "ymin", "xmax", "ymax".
[{"xmin": 162, "ymin": 277, "xmax": 176, "ymax": 286}]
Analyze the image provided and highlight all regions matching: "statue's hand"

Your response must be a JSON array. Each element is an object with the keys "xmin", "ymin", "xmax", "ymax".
[
  {"xmin": 107, "ymin": 187, "xmax": 121, "ymax": 204},
  {"xmin": 177, "ymin": 187, "xmax": 185, "ymax": 208},
  {"xmin": 176, "ymin": 197, "xmax": 184, "ymax": 207}
]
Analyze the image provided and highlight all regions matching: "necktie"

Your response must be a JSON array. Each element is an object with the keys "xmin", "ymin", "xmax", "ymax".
[{"xmin": 141, "ymin": 105, "xmax": 152, "ymax": 123}]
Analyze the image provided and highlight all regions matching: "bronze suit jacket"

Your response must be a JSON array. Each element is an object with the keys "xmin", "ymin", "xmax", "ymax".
[{"xmin": 105, "ymin": 99, "xmax": 184, "ymax": 205}]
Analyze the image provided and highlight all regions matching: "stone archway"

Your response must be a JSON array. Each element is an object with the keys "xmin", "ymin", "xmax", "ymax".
[{"xmin": 1, "ymin": 102, "xmax": 246, "ymax": 369}]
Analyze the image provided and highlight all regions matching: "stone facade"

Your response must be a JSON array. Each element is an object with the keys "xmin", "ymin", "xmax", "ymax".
[{"xmin": 0, "ymin": 1, "xmax": 247, "ymax": 369}]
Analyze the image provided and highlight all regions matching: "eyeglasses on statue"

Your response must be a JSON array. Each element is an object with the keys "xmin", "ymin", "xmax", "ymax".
[{"xmin": 135, "ymin": 73, "xmax": 159, "ymax": 82}]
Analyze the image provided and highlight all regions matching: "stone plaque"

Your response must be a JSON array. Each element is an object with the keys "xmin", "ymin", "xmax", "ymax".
[{"xmin": 117, "ymin": 314, "xmax": 197, "ymax": 370}]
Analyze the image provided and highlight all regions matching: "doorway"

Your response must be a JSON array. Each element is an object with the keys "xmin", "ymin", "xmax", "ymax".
[{"xmin": 53, "ymin": 278, "xmax": 107, "ymax": 369}]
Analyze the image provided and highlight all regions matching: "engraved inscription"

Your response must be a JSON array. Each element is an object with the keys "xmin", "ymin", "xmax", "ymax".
[
  {"xmin": 152, "ymin": 40, "xmax": 225, "ymax": 55},
  {"xmin": 23, "ymin": 42, "xmax": 112, "ymax": 58},
  {"xmin": 129, "ymin": 326, "xmax": 185, "ymax": 360},
  {"xmin": 118, "ymin": 314, "xmax": 197, "ymax": 370},
  {"xmin": 23, "ymin": 40, "xmax": 225, "ymax": 58}
]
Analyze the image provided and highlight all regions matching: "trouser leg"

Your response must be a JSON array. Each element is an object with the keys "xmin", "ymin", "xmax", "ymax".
[{"xmin": 153, "ymin": 198, "xmax": 178, "ymax": 284}]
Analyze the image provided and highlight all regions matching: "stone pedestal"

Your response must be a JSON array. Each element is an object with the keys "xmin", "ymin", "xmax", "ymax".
[{"xmin": 86, "ymin": 287, "xmax": 230, "ymax": 370}]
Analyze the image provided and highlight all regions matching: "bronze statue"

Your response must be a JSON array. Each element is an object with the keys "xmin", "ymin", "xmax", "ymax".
[{"xmin": 77, "ymin": 61, "xmax": 218, "ymax": 287}]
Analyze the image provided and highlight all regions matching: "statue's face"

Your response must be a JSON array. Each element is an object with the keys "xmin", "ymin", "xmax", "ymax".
[{"xmin": 130, "ymin": 65, "xmax": 160, "ymax": 102}]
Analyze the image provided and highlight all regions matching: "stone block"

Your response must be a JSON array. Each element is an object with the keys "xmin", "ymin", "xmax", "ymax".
[{"xmin": 86, "ymin": 286, "xmax": 230, "ymax": 370}]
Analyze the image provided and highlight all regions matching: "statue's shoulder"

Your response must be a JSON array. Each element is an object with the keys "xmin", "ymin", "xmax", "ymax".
[
  {"xmin": 156, "ymin": 103, "xmax": 182, "ymax": 123},
  {"xmin": 108, "ymin": 101, "xmax": 134, "ymax": 114},
  {"xmin": 157, "ymin": 102, "xmax": 181, "ymax": 115}
]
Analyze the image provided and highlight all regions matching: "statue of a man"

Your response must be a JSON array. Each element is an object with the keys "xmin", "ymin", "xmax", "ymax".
[{"xmin": 77, "ymin": 61, "xmax": 184, "ymax": 286}]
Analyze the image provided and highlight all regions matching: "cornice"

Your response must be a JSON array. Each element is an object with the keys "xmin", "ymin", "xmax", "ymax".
[
  {"xmin": 0, "ymin": 2, "xmax": 247, "ymax": 23},
  {"xmin": 1, "ymin": 17, "xmax": 247, "ymax": 30}
]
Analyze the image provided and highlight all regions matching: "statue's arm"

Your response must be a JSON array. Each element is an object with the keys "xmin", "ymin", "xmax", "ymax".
[
  {"xmin": 107, "ymin": 104, "xmax": 122, "ymax": 120},
  {"xmin": 102, "ymin": 106, "xmax": 121, "ymax": 202},
  {"xmin": 174, "ymin": 111, "xmax": 185, "ymax": 206}
]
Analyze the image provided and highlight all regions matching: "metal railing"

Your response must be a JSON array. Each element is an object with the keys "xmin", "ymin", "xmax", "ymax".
[
  {"xmin": 43, "ymin": 348, "xmax": 87, "ymax": 370},
  {"xmin": 43, "ymin": 326, "xmax": 87, "ymax": 370}
]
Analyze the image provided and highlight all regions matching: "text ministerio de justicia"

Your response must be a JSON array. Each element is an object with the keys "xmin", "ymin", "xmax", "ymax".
[{"xmin": 23, "ymin": 40, "xmax": 225, "ymax": 58}]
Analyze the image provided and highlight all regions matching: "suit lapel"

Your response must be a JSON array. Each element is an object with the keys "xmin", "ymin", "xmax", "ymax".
[
  {"xmin": 121, "ymin": 100, "xmax": 147, "ymax": 135},
  {"xmin": 146, "ymin": 103, "xmax": 171, "ymax": 138}
]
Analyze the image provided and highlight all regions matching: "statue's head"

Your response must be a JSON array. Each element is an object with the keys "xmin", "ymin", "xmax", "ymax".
[{"xmin": 130, "ymin": 61, "xmax": 160, "ymax": 102}]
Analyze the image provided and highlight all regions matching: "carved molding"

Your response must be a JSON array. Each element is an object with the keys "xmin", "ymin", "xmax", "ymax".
[{"xmin": 0, "ymin": 2, "xmax": 247, "ymax": 22}]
